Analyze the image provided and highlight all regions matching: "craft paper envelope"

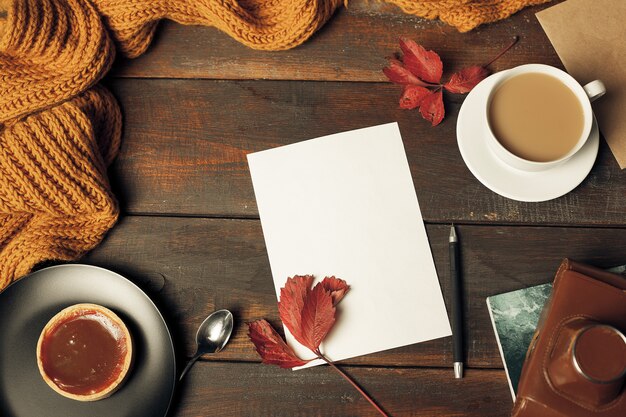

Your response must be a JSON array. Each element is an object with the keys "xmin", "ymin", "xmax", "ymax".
[
  {"xmin": 247, "ymin": 122, "xmax": 451, "ymax": 367},
  {"xmin": 536, "ymin": 0, "xmax": 626, "ymax": 168}
]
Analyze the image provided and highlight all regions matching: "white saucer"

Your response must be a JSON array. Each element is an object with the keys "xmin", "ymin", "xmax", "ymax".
[{"xmin": 456, "ymin": 71, "xmax": 599, "ymax": 203}]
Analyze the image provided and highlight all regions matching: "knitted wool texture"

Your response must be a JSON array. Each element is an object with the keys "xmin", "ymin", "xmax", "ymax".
[
  {"xmin": 0, "ymin": 0, "xmax": 548, "ymax": 289},
  {"xmin": 0, "ymin": 0, "xmax": 120, "ymax": 289}
]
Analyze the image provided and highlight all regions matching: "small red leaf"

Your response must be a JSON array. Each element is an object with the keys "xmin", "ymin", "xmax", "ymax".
[
  {"xmin": 278, "ymin": 275, "xmax": 314, "ymax": 348},
  {"xmin": 320, "ymin": 276, "xmax": 350, "ymax": 306},
  {"xmin": 444, "ymin": 66, "xmax": 490, "ymax": 94},
  {"xmin": 248, "ymin": 320, "xmax": 311, "ymax": 368},
  {"xmin": 399, "ymin": 39, "xmax": 443, "ymax": 84},
  {"xmin": 419, "ymin": 90, "xmax": 445, "ymax": 126},
  {"xmin": 300, "ymin": 283, "xmax": 336, "ymax": 351},
  {"xmin": 383, "ymin": 59, "xmax": 431, "ymax": 87},
  {"xmin": 399, "ymin": 85, "xmax": 432, "ymax": 110}
]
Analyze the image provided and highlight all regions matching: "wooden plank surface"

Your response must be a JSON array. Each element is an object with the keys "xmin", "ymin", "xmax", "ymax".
[
  {"xmin": 82, "ymin": 1, "xmax": 625, "ymax": 415},
  {"xmin": 172, "ymin": 362, "xmax": 511, "ymax": 417},
  {"xmin": 111, "ymin": 2, "xmax": 562, "ymax": 82},
  {"xmin": 107, "ymin": 78, "xmax": 626, "ymax": 225},
  {"xmin": 82, "ymin": 217, "xmax": 626, "ymax": 369}
]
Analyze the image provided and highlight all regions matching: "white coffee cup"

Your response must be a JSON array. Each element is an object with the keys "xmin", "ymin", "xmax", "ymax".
[{"xmin": 484, "ymin": 64, "xmax": 605, "ymax": 172}]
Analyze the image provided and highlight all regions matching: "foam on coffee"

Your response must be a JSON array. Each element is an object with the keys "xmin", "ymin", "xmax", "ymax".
[{"xmin": 488, "ymin": 73, "xmax": 584, "ymax": 162}]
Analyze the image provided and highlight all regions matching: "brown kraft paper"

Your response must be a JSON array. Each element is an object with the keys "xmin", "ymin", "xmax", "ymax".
[{"xmin": 536, "ymin": 0, "xmax": 626, "ymax": 169}]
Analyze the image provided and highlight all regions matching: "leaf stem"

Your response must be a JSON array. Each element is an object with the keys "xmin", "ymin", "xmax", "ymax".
[
  {"xmin": 484, "ymin": 35, "xmax": 519, "ymax": 68},
  {"xmin": 422, "ymin": 81, "xmax": 441, "ymax": 88},
  {"xmin": 315, "ymin": 350, "xmax": 389, "ymax": 417}
]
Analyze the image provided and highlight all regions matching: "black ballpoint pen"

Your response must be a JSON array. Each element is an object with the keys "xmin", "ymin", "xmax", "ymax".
[{"xmin": 449, "ymin": 225, "xmax": 464, "ymax": 379}]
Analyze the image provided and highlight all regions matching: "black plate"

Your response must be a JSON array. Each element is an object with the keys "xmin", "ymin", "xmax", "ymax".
[{"xmin": 0, "ymin": 265, "xmax": 176, "ymax": 417}]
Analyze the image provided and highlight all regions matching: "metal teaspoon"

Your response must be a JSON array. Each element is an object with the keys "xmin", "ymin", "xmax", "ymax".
[{"xmin": 179, "ymin": 309, "xmax": 234, "ymax": 381}]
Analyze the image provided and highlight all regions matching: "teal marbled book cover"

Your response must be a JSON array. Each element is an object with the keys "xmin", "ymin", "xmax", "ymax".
[{"xmin": 486, "ymin": 283, "xmax": 553, "ymax": 401}]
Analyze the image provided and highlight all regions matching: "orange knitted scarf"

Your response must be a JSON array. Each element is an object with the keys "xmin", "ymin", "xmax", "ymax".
[{"xmin": 0, "ymin": 0, "xmax": 549, "ymax": 290}]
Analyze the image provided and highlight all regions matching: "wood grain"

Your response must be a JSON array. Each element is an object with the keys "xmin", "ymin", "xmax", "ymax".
[
  {"xmin": 85, "ymin": 2, "xmax": 623, "ymax": 415},
  {"xmin": 111, "ymin": 2, "xmax": 561, "ymax": 82},
  {"xmin": 172, "ymin": 362, "xmax": 512, "ymax": 417},
  {"xmin": 7, "ymin": 0, "xmax": 616, "ymax": 415},
  {"xmin": 82, "ymin": 216, "xmax": 626, "ymax": 369},
  {"xmin": 107, "ymin": 78, "xmax": 626, "ymax": 225}
]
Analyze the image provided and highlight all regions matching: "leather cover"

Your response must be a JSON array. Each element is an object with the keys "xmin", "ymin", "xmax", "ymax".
[{"xmin": 512, "ymin": 259, "xmax": 626, "ymax": 417}]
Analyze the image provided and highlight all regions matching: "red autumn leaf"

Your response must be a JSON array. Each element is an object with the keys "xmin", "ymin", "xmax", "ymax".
[
  {"xmin": 247, "ymin": 276, "xmax": 387, "ymax": 415},
  {"xmin": 419, "ymin": 90, "xmax": 445, "ymax": 127},
  {"xmin": 300, "ymin": 282, "xmax": 336, "ymax": 351},
  {"xmin": 385, "ymin": 37, "xmax": 518, "ymax": 127},
  {"xmin": 399, "ymin": 38, "xmax": 443, "ymax": 84},
  {"xmin": 248, "ymin": 319, "xmax": 311, "ymax": 368},
  {"xmin": 383, "ymin": 58, "xmax": 431, "ymax": 87},
  {"xmin": 278, "ymin": 275, "xmax": 314, "ymax": 348},
  {"xmin": 320, "ymin": 276, "xmax": 350, "ymax": 306},
  {"xmin": 399, "ymin": 85, "xmax": 432, "ymax": 110},
  {"xmin": 444, "ymin": 65, "xmax": 491, "ymax": 94}
]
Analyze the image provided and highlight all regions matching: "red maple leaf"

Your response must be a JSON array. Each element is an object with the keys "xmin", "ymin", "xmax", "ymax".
[
  {"xmin": 383, "ymin": 36, "xmax": 518, "ymax": 127},
  {"xmin": 252, "ymin": 275, "xmax": 349, "ymax": 360},
  {"xmin": 399, "ymin": 85, "xmax": 431, "ymax": 110},
  {"xmin": 299, "ymin": 283, "xmax": 336, "ymax": 351},
  {"xmin": 278, "ymin": 275, "xmax": 314, "ymax": 348},
  {"xmin": 444, "ymin": 65, "xmax": 491, "ymax": 94},
  {"xmin": 382, "ymin": 58, "xmax": 431, "ymax": 87},
  {"xmin": 248, "ymin": 319, "xmax": 311, "ymax": 368},
  {"xmin": 419, "ymin": 90, "xmax": 445, "ymax": 127},
  {"xmin": 320, "ymin": 276, "xmax": 350, "ymax": 305},
  {"xmin": 399, "ymin": 38, "xmax": 443, "ymax": 84},
  {"xmin": 247, "ymin": 276, "xmax": 386, "ymax": 416}
]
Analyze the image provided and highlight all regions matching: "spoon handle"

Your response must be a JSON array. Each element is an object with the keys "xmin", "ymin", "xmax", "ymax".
[{"xmin": 179, "ymin": 352, "xmax": 203, "ymax": 382}]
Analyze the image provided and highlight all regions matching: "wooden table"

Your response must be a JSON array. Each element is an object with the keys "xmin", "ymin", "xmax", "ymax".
[{"xmin": 82, "ymin": 1, "xmax": 626, "ymax": 415}]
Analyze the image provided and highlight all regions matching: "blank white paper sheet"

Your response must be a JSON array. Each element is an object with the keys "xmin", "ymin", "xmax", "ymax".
[{"xmin": 247, "ymin": 122, "xmax": 451, "ymax": 367}]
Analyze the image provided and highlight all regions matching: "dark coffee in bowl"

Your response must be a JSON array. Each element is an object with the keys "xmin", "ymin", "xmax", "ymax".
[{"xmin": 488, "ymin": 73, "xmax": 584, "ymax": 162}]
